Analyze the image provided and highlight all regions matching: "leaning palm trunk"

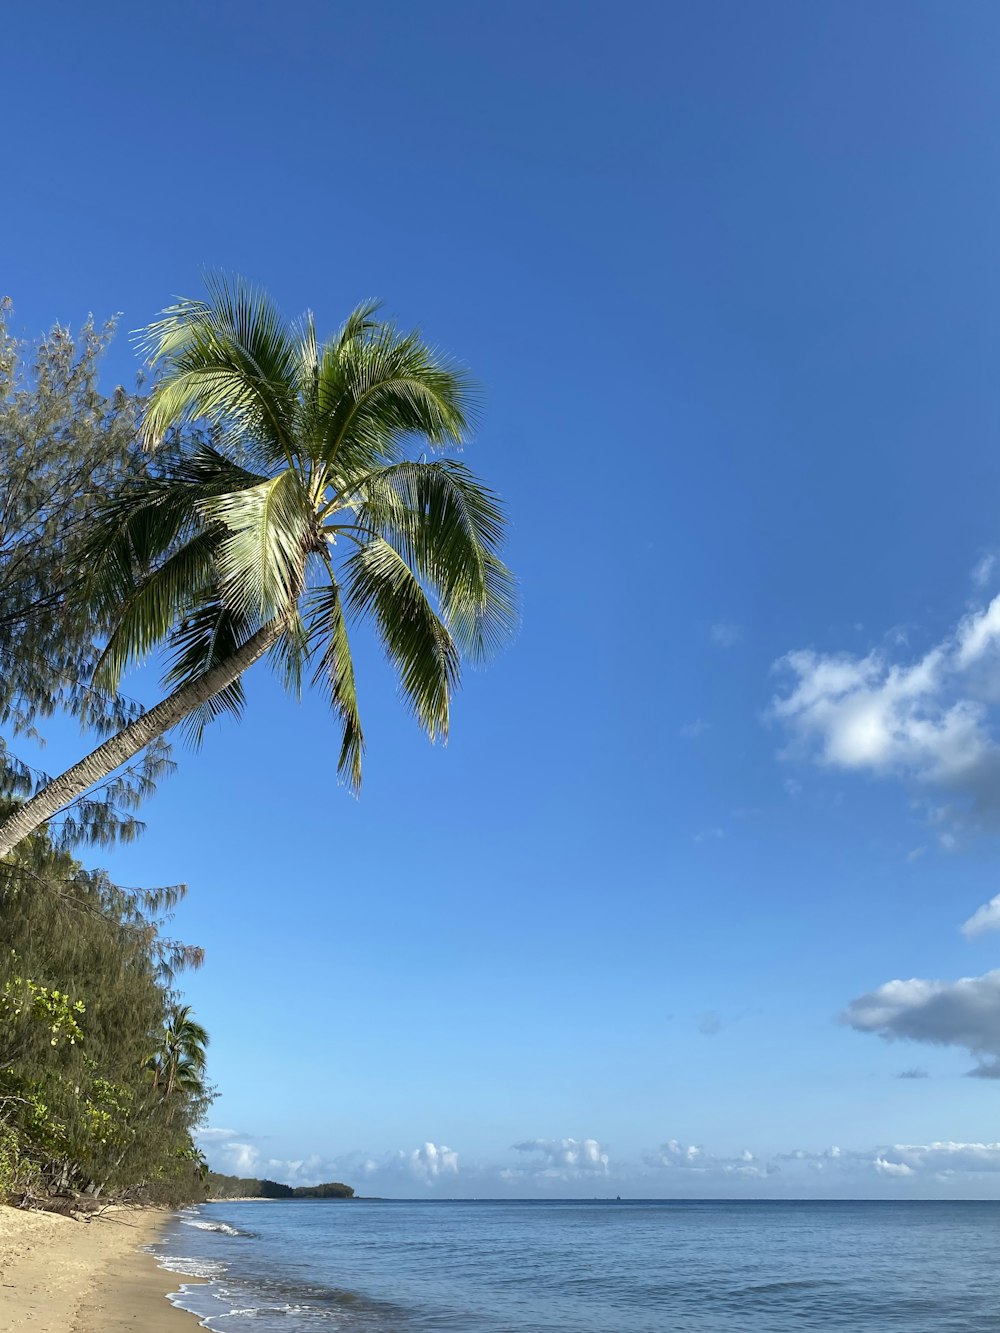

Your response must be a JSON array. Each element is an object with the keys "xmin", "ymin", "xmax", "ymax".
[{"xmin": 0, "ymin": 618, "xmax": 282, "ymax": 858}]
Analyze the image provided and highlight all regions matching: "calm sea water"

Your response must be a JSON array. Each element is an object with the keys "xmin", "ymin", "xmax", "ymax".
[{"xmin": 149, "ymin": 1199, "xmax": 1000, "ymax": 1331}]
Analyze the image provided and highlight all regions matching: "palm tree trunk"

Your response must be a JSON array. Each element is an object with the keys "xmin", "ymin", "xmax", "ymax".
[{"xmin": 0, "ymin": 618, "xmax": 284, "ymax": 858}]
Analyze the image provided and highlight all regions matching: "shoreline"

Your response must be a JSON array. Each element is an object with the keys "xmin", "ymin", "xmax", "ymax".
[{"xmin": 0, "ymin": 1203, "xmax": 200, "ymax": 1331}]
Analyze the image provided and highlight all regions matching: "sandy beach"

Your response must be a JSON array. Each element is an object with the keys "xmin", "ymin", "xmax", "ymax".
[{"xmin": 0, "ymin": 1204, "xmax": 198, "ymax": 1331}]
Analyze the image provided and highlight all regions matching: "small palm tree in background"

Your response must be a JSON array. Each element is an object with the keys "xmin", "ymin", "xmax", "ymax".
[
  {"xmin": 151, "ymin": 1003, "xmax": 209, "ymax": 1123},
  {"xmin": 0, "ymin": 278, "xmax": 515, "ymax": 856},
  {"xmin": 153, "ymin": 1003, "xmax": 209, "ymax": 1101}
]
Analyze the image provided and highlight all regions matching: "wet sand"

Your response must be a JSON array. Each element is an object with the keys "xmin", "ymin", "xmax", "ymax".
[{"xmin": 0, "ymin": 1204, "xmax": 199, "ymax": 1331}]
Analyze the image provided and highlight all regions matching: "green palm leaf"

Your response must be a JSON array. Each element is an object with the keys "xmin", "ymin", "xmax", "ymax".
[
  {"xmin": 352, "ymin": 458, "xmax": 517, "ymax": 661},
  {"xmin": 345, "ymin": 538, "xmax": 459, "ymax": 741},
  {"xmin": 306, "ymin": 583, "xmax": 364, "ymax": 789},
  {"xmin": 93, "ymin": 531, "xmax": 223, "ymax": 693},
  {"xmin": 139, "ymin": 276, "xmax": 300, "ymax": 470},
  {"xmin": 201, "ymin": 468, "xmax": 315, "ymax": 620}
]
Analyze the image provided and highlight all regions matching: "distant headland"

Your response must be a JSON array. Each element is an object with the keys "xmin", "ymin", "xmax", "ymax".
[{"xmin": 206, "ymin": 1174, "xmax": 354, "ymax": 1200}]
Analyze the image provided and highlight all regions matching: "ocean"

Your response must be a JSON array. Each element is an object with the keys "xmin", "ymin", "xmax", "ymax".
[{"xmin": 150, "ymin": 1198, "xmax": 1000, "ymax": 1331}]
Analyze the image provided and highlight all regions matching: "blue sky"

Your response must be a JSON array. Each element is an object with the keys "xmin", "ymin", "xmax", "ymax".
[{"xmin": 9, "ymin": 1, "xmax": 1000, "ymax": 1197}]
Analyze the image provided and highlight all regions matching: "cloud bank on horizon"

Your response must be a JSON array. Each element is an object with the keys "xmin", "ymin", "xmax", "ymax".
[{"xmin": 197, "ymin": 1127, "xmax": 1000, "ymax": 1199}]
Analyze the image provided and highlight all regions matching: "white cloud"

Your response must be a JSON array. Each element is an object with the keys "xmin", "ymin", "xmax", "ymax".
[
  {"xmin": 771, "ymin": 595, "xmax": 1000, "ymax": 833},
  {"xmin": 196, "ymin": 1126, "xmax": 243, "ymax": 1143},
  {"xmin": 349, "ymin": 1142, "xmax": 460, "ymax": 1188},
  {"xmin": 753, "ymin": 1141, "xmax": 1000, "ymax": 1183},
  {"xmin": 216, "ymin": 1141, "xmax": 261, "ymax": 1174},
  {"xmin": 957, "ymin": 598, "xmax": 1000, "ymax": 668},
  {"xmin": 874, "ymin": 1156, "xmax": 914, "ymax": 1177},
  {"xmin": 199, "ymin": 1126, "xmax": 1000, "ymax": 1198},
  {"xmin": 510, "ymin": 1138, "xmax": 609, "ymax": 1178},
  {"xmin": 960, "ymin": 894, "xmax": 1000, "ymax": 938},
  {"xmin": 875, "ymin": 1142, "xmax": 1000, "ymax": 1175},
  {"xmin": 843, "ymin": 968, "xmax": 1000, "ymax": 1078},
  {"xmin": 710, "ymin": 621, "xmax": 741, "ymax": 648},
  {"xmin": 399, "ymin": 1142, "xmax": 459, "ymax": 1182},
  {"xmin": 198, "ymin": 1129, "xmax": 459, "ymax": 1191},
  {"xmin": 195, "ymin": 1129, "xmax": 318, "ymax": 1184},
  {"xmin": 645, "ymin": 1140, "xmax": 767, "ymax": 1179}
]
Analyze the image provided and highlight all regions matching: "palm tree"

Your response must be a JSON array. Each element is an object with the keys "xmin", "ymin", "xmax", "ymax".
[
  {"xmin": 0, "ymin": 279, "xmax": 515, "ymax": 857},
  {"xmin": 151, "ymin": 1003, "xmax": 209, "ymax": 1124},
  {"xmin": 151, "ymin": 1003, "xmax": 209, "ymax": 1097}
]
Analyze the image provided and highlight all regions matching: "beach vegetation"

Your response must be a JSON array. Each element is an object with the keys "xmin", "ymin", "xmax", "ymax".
[{"xmin": 0, "ymin": 830, "xmax": 210, "ymax": 1205}]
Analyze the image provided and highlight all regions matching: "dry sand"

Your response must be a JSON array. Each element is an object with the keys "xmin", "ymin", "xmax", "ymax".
[{"xmin": 0, "ymin": 1204, "xmax": 199, "ymax": 1331}]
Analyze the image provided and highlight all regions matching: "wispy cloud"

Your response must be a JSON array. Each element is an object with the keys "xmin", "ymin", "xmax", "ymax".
[
  {"xmin": 644, "ymin": 1140, "xmax": 767, "ymax": 1178},
  {"xmin": 693, "ymin": 827, "xmax": 726, "ymax": 844},
  {"xmin": 680, "ymin": 717, "xmax": 710, "ymax": 739},
  {"xmin": 973, "ymin": 554, "xmax": 998, "ymax": 590},
  {"xmin": 896, "ymin": 1067, "xmax": 929, "ymax": 1079},
  {"xmin": 643, "ymin": 1139, "xmax": 1000, "ymax": 1187},
  {"xmin": 710, "ymin": 621, "xmax": 741, "ymax": 648}
]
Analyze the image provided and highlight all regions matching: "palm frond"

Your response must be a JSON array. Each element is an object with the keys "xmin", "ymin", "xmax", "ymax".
[
  {"xmin": 268, "ymin": 607, "xmax": 309, "ymax": 701},
  {"xmin": 316, "ymin": 322, "xmax": 477, "ymax": 476},
  {"xmin": 83, "ymin": 443, "xmax": 270, "ymax": 687},
  {"xmin": 305, "ymin": 583, "xmax": 364, "ymax": 789},
  {"xmin": 82, "ymin": 442, "xmax": 265, "ymax": 600},
  {"xmin": 331, "ymin": 300, "xmax": 383, "ymax": 350},
  {"xmin": 201, "ymin": 469, "xmax": 314, "ymax": 620},
  {"xmin": 345, "ymin": 538, "xmax": 459, "ymax": 741},
  {"xmin": 162, "ymin": 595, "xmax": 255, "ymax": 744},
  {"xmin": 93, "ymin": 531, "xmax": 222, "ymax": 692},
  {"xmin": 139, "ymin": 276, "xmax": 302, "ymax": 470},
  {"xmin": 352, "ymin": 458, "xmax": 517, "ymax": 661}
]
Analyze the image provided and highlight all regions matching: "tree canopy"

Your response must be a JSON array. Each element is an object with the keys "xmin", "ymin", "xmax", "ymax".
[
  {"xmin": 0, "ymin": 278, "xmax": 515, "ymax": 856},
  {"xmin": 0, "ymin": 300, "xmax": 171, "ymax": 851}
]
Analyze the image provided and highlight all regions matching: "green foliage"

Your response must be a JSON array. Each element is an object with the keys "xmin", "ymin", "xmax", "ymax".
[
  {"xmin": 0, "ymin": 302, "xmax": 173, "ymax": 850},
  {"xmin": 0, "ymin": 302, "xmax": 220, "ymax": 1208},
  {"xmin": 292, "ymin": 1180, "xmax": 355, "ymax": 1199},
  {"xmin": 0, "ymin": 1122, "xmax": 37, "ymax": 1198},
  {"xmin": 0, "ymin": 964, "xmax": 86, "ymax": 1046},
  {"xmin": 0, "ymin": 831, "xmax": 210, "ymax": 1204}
]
